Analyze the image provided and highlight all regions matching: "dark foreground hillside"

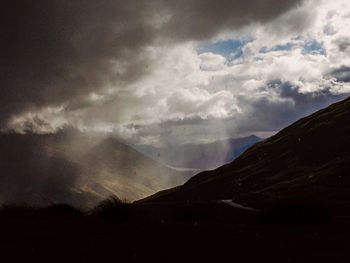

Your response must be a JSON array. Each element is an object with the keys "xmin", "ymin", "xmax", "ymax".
[
  {"xmin": 0, "ymin": 200, "xmax": 349, "ymax": 263},
  {"xmin": 145, "ymin": 97, "xmax": 350, "ymax": 215}
]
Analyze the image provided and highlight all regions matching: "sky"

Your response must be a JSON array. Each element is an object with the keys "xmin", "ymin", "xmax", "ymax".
[{"xmin": 2, "ymin": 0, "xmax": 350, "ymax": 146}]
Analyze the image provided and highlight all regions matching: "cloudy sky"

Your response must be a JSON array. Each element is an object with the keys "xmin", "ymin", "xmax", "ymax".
[{"xmin": 2, "ymin": 0, "xmax": 350, "ymax": 146}]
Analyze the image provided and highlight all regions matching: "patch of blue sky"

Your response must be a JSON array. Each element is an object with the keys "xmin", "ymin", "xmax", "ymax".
[
  {"xmin": 302, "ymin": 40, "xmax": 326, "ymax": 55},
  {"xmin": 260, "ymin": 40, "xmax": 326, "ymax": 55},
  {"xmin": 260, "ymin": 42, "xmax": 295, "ymax": 53},
  {"xmin": 196, "ymin": 39, "xmax": 246, "ymax": 61}
]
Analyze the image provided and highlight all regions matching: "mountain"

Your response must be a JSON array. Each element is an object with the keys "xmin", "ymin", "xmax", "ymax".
[
  {"xmin": 0, "ymin": 130, "xmax": 191, "ymax": 207},
  {"xmin": 134, "ymin": 135, "xmax": 262, "ymax": 170},
  {"xmin": 144, "ymin": 97, "xmax": 350, "ymax": 213}
]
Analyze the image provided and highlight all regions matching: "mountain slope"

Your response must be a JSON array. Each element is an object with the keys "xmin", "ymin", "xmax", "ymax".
[
  {"xmin": 79, "ymin": 137, "xmax": 191, "ymax": 202},
  {"xmin": 0, "ymin": 130, "xmax": 190, "ymax": 207},
  {"xmin": 145, "ymin": 97, "xmax": 350, "ymax": 212},
  {"xmin": 134, "ymin": 135, "xmax": 262, "ymax": 170}
]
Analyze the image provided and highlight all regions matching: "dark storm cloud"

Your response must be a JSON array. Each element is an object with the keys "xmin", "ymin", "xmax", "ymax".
[
  {"xmin": 0, "ymin": 0, "xmax": 156, "ymax": 126},
  {"xmin": 265, "ymin": 80, "xmax": 344, "ymax": 106},
  {"xmin": 0, "ymin": 0, "xmax": 304, "ymax": 127},
  {"xmin": 330, "ymin": 66, "xmax": 350, "ymax": 83},
  {"xmin": 161, "ymin": 0, "xmax": 305, "ymax": 40},
  {"xmin": 234, "ymin": 80, "xmax": 349, "ymax": 133},
  {"xmin": 160, "ymin": 116, "xmax": 207, "ymax": 127},
  {"xmin": 336, "ymin": 37, "xmax": 350, "ymax": 52}
]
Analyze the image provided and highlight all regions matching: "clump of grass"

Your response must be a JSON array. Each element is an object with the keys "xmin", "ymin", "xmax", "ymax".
[{"xmin": 89, "ymin": 196, "xmax": 132, "ymax": 222}]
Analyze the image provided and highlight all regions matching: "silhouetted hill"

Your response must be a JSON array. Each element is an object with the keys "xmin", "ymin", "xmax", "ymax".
[
  {"xmin": 0, "ymin": 130, "xmax": 190, "ymax": 207},
  {"xmin": 145, "ymin": 97, "xmax": 350, "ymax": 214},
  {"xmin": 134, "ymin": 135, "xmax": 262, "ymax": 170}
]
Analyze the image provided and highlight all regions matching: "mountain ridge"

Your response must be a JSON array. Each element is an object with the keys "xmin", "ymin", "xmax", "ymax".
[{"xmin": 133, "ymin": 135, "xmax": 262, "ymax": 170}]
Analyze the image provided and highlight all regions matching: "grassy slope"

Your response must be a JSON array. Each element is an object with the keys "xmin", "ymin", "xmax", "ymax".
[{"xmin": 144, "ymin": 97, "xmax": 350, "ymax": 213}]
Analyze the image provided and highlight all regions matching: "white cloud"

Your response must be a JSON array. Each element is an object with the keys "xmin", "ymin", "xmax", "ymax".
[
  {"xmin": 199, "ymin": 53, "xmax": 227, "ymax": 71},
  {"xmin": 6, "ymin": 106, "xmax": 69, "ymax": 134}
]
